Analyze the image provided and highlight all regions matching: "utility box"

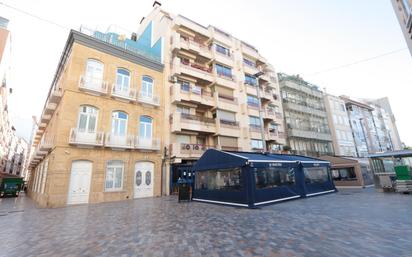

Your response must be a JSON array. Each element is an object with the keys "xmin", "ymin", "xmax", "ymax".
[
  {"xmin": 395, "ymin": 165, "xmax": 411, "ymax": 180},
  {"xmin": 177, "ymin": 178, "xmax": 191, "ymax": 202}
]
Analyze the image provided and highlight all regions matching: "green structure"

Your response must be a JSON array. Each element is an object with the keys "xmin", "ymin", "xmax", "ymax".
[{"xmin": 0, "ymin": 175, "xmax": 23, "ymax": 197}]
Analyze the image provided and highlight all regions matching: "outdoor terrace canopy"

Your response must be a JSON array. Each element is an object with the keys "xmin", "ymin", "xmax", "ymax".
[{"xmin": 192, "ymin": 149, "xmax": 336, "ymax": 208}]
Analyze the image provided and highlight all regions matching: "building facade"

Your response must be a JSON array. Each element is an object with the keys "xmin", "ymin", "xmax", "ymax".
[
  {"xmin": 340, "ymin": 96, "xmax": 379, "ymax": 157},
  {"xmin": 0, "ymin": 16, "xmax": 29, "ymax": 178},
  {"xmin": 324, "ymin": 94, "xmax": 357, "ymax": 157},
  {"xmin": 279, "ymin": 73, "xmax": 334, "ymax": 157},
  {"xmin": 137, "ymin": 3, "xmax": 286, "ymax": 193},
  {"xmin": 27, "ymin": 27, "xmax": 165, "ymax": 207},
  {"xmin": 391, "ymin": 0, "xmax": 412, "ymax": 57},
  {"xmin": 364, "ymin": 97, "xmax": 403, "ymax": 150}
]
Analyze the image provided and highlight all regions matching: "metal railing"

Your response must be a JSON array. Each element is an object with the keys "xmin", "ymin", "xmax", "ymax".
[
  {"xmin": 219, "ymin": 119, "xmax": 239, "ymax": 127},
  {"xmin": 135, "ymin": 137, "xmax": 160, "ymax": 150},
  {"xmin": 181, "ymin": 113, "xmax": 215, "ymax": 124},
  {"xmin": 78, "ymin": 75, "xmax": 108, "ymax": 94},
  {"xmin": 69, "ymin": 128, "xmax": 104, "ymax": 146},
  {"xmin": 137, "ymin": 91, "xmax": 160, "ymax": 106},
  {"xmin": 104, "ymin": 133, "xmax": 135, "ymax": 148},
  {"xmin": 111, "ymin": 84, "xmax": 137, "ymax": 101}
]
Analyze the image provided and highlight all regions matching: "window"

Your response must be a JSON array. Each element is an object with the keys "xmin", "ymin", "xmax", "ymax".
[
  {"xmin": 177, "ymin": 105, "xmax": 190, "ymax": 114},
  {"xmin": 179, "ymin": 80, "xmax": 190, "ymax": 92},
  {"xmin": 141, "ymin": 76, "xmax": 154, "ymax": 98},
  {"xmin": 244, "ymin": 74, "xmax": 257, "ymax": 85},
  {"xmin": 331, "ymin": 168, "xmax": 357, "ymax": 181},
  {"xmin": 215, "ymin": 64, "xmax": 232, "ymax": 78},
  {"xmin": 247, "ymin": 95, "xmax": 259, "ymax": 107},
  {"xmin": 105, "ymin": 160, "xmax": 124, "ymax": 191},
  {"xmin": 215, "ymin": 44, "xmax": 230, "ymax": 56},
  {"xmin": 111, "ymin": 111, "xmax": 128, "ymax": 136},
  {"xmin": 217, "ymin": 110, "xmax": 236, "ymax": 122},
  {"xmin": 139, "ymin": 116, "xmax": 153, "ymax": 140},
  {"xmin": 77, "ymin": 106, "xmax": 98, "ymax": 133},
  {"xmin": 243, "ymin": 58, "xmax": 255, "ymax": 67},
  {"xmin": 115, "ymin": 68, "xmax": 130, "ymax": 93},
  {"xmin": 249, "ymin": 116, "xmax": 261, "ymax": 127},
  {"xmin": 255, "ymin": 167, "xmax": 295, "ymax": 189},
  {"xmin": 304, "ymin": 167, "xmax": 330, "ymax": 184},
  {"xmin": 251, "ymin": 139, "xmax": 263, "ymax": 150},
  {"xmin": 195, "ymin": 168, "xmax": 242, "ymax": 191},
  {"xmin": 84, "ymin": 59, "xmax": 104, "ymax": 89}
]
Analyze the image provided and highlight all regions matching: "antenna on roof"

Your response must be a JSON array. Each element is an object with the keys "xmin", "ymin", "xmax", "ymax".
[
  {"xmin": 153, "ymin": 1, "xmax": 161, "ymax": 7},
  {"xmin": 140, "ymin": 17, "xmax": 145, "ymax": 24}
]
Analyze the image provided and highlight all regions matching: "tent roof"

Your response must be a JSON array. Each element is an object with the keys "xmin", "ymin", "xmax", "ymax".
[
  {"xmin": 193, "ymin": 149, "xmax": 329, "ymax": 171},
  {"xmin": 368, "ymin": 150, "xmax": 412, "ymax": 158}
]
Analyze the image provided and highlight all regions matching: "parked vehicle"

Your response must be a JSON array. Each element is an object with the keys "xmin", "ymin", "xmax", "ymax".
[{"xmin": 0, "ymin": 176, "xmax": 23, "ymax": 197}]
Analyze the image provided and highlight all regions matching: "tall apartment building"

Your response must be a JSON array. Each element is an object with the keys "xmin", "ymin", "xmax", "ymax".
[
  {"xmin": 0, "ymin": 16, "xmax": 29, "ymax": 177},
  {"xmin": 391, "ymin": 0, "xmax": 412, "ymax": 56},
  {"xmin": 137, "ymin": 3, "xmax": 286, "ymax": 193},
  {"xmin": 364, "ymin": 97, "xmax": 402, "ymax": 150},
  {"xmin": 340, "ymin": 96, "xmax": 379, "ymax": 157},
  {"xmin": 278, "ymin": 73, "xmax": 334, "ymax": 157},
  {"xmin": 27, "ymin": 25, "xmax": 165, "ymax": 207},
  {"xmin": 323, "ymin": 94, "xmax": 357, "ymax": 157}
]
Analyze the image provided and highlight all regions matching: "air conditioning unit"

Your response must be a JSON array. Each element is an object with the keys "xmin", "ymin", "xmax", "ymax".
[{"xmin": 168, "ymin": 76, "xmax": 177, "ymax": 83}]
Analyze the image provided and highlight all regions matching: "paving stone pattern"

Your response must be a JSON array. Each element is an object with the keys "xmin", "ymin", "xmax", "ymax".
[{"xmin": 0, "ymin": 188, "xmax": 411, "ymax": 257}]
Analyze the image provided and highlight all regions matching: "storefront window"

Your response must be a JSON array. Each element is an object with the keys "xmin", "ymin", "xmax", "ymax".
[
  {"xmin": 255, "ymin": 167, "xmax": 295, "ymax": 189},
  {"xmin": 304, "ymin": 167, "xmax": 330, "ymax": 184},
  {"xmin": 331, "ymin": 168, "xmax": 356, "ymax": 181},
  {"xmin": 195, "ymin": 168, "xmax": 242, "ymax": 191}
]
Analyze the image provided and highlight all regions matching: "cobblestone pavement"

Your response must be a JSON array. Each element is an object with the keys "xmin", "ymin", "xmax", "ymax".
[{"xmin": 0, "ymin": 188, "xmax": 411, "ymax": 257}]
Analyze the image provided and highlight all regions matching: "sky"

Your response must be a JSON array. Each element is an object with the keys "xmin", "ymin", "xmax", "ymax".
[{"xmin": 1, "ymin": 0, "xmax": 412, "ymax": 145}]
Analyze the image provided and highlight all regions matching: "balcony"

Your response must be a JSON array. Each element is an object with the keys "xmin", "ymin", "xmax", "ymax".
[
  {"xmin": 111, "ymin": 84, "xmax": 137, "ymax": 102},
  {"xmin": 170, "ymin": 113, "xmax": 216, "ymax": 133},
  {"xmin": 172, "ymin": 33, "xmax": 212, "ymax": 59},
  {"xmin": 170, "ymin": 143, "xmax": 210, "ymax": 158},
  {"xmin": 170, "ymin": 83, "xmax": 214, "ymax": 107},
  {"xmin": 137, "ymin": 91, "xmax": 160, "ymax": 107},
  {"xmin": 174, "ymin": 15, "xmax": 210, "ymax": 38},
  {"xmin": 213, "ymin": 72, "xmax": 237, "ymax": 89},
  {"xmin": 69, "ymin": 128, "xmax": 104, "ymax": 146},
  {"xmin": 39, "ymin": 135, "xmax": 54, "ymax": 151},
  {"xmin": 262, "ymin": 89, "xmax": 273, "ymax": 100},
  {"xmin": 215, "ymin": 94, "xmax": 238, "ymax": 112},
  {"xmin": 135, "ymin": 137, "xmax": 161, "ymax": 151},
  {"xmin": 212, "ymin": 49, "xmax": 234, "ymax": 67},
  {"xmin": 78, "ymin": 75, "xmax": 109, "ymax": 95},
  {"xmin": 44, "ymin": 102, "xmax": 57, "ymax": 115},
  {"xmin": 40, "ymin": 113, "xmax": 52, "ymax": 123},
  {"xmin": 287, "ymin": 128, "xmax": 332, "ymax": 141},
  {"xmin": 282, "ymin": 100, "xmax": 326, "ymax": 117},
  {"xmin": 241, "ymin": 42, "xmax": 260, "ymax": 59},
  {"xmin": 49, "ymin": 87, "xmax": 63, "ymax": 103},
  {"xmin": 265, "ymin": 129, "xmax": 279, "ymax": 141},
  {"xmin": 263, "ymin": 108, "xmax": 275, "ymax": 120},
  {"xmin": 210, "ymin": 27, "xmax": 233, "ymax": 46},
  {"xmin": 281, "ymin": 80, "xmax": 323, "ymax": 98},
  {"xmin": 215, "ymin": 119, "xmax": 240, "ymax": 137},
  {"xmin": 104, "ymin": 133, "xmax": 135, "ymax": 149},
  {"xmin": 172, "ymin": 58, "xmax": 213, "ymax": 82},
  {"xmin": 243, "ymin": 63, "xmax": 260, "ymax": 75}
]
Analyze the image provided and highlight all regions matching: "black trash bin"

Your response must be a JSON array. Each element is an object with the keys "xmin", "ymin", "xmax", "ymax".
[{"xmin": 177, "ymin": 178, "xmax": 191, "ymax": 202}]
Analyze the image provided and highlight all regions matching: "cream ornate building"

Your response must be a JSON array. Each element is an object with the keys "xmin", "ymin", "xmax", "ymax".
[
  {"xmin": 27, "ymin": 26, "xmax": 165, "ymax": 207},
  {"xmin": 137, "ymin": 2, "xmax": 286, "ymax": 193}
]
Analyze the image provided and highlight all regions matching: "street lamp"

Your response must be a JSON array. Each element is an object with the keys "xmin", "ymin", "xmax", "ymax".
[{"xmin": 253, "ymin": 71, "xmax": 267, "ymax": 152}]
